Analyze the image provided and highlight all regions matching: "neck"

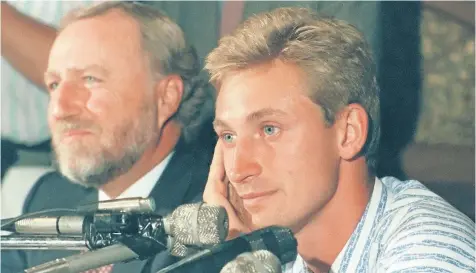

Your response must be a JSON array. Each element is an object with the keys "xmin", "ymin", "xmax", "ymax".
[
  {"xmin": 100, "ymin": 122, "xmax": 181, "ymax": 199},
  {"xmin": 296, "ymin": 159, "xmax": 374, "ymax": 273}
]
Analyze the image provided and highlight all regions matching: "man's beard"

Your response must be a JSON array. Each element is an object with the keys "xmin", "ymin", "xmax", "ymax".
[{"xmin": 52, "ymin": 104, "xmax": 159, "ymax": 188}]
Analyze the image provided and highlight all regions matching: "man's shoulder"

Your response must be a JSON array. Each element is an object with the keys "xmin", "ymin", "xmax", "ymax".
[
  {"xmin": 379, "ymin": 176, "xmax": 474, "ymax": 241},
  {"xmin": 376, "ymin": 177, "xmax": 475, "ymax": 272},
  {"xmin": 380, "ymin": 176, "xmax": 467, "ymax": 217},
  {"xmin": 24, "ymin": 171, "xmax": 93, "ymax": 213}
]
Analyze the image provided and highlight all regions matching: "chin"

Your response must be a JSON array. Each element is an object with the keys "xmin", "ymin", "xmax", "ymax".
[
  {"xmin": 60, "ymin": 165, "xmax": 108, "ymax": 188},
  {"xmin": 59, "ymin": 157, "xmax": 98, "ymax": 178},
  {"xmin": 249, "ymin": 212, "xmax": 289, "ymax": 231}
]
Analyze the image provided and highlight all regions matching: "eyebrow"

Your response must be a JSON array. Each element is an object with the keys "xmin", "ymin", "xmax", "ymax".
[
  {"xmin": 213, "ymin": 108, "xmax": 288, "ymax": 129},
  {"xmin": 44, "ymin": 64, "xmax": 109, "ymax": 79}
]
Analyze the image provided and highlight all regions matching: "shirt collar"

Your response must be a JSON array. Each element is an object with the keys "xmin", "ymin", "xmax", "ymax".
[
  {"xmin": 98, "ymin": 151, "xmax": 175, "ymax": 201},
  {"xmin": 283, "ymin": 177, "xmax": 385, "ymax": 273}
]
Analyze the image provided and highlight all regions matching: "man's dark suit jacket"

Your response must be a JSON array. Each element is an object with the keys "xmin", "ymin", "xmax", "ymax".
[{"xmin": 1, "ymin": 136, "xmax": 214, "ymax": 273}]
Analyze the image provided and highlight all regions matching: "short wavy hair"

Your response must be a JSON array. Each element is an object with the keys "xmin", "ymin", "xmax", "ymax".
[{"xmin": 205, "ymin": 7, "xmax": 380, "ymax": 171}]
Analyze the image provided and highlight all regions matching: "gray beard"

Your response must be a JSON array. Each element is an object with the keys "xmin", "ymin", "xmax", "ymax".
[
  {"xmin": 52, "ymin": 104, "xmax": 158, "ymax": 189},
  {"xmin": 52, "ymin": 144, "xmax": 146, "ymax": 188}
]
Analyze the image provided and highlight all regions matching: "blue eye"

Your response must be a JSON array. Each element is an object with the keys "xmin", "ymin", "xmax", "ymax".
[
  {"xmin": 221, "ymin": 133, "xmax": 236, "ymax": 143},
  {"xmin": 263, "ymin": 125, "xmax": 279, "ymax": 136},
  {"xmin": 47, "ymin": 82, "xmax": 59, "ymax": 91},
  {"xmin": 85, "ymin": 76, "xmax": 98, "ymax": 82}
]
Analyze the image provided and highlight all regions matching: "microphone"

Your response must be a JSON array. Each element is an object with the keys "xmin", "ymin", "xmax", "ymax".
[
  {"xmin": 220, "ymin": 250, "xmax": 282, "ymax": 273},
  {"xmin": 5, "ymin": 202, "xmax": 228, "ymax": 247},
  {"xmin": 156, "ymin": 226, "xmax": 297, "ymax": 273},
  {"xmin": 167, "ymin": 237, "xmax": 201, "ymax": 257},
  {"xmin": 76, "ymin": 197, "xmax": 156, "ymax": 213},
  {"xmin": 24, "ymin": 242, "xmax": 150, "ymax": 273},
  {"xmin": 0, "ymin": 197, "xmax": 155, "ymax": 232}
]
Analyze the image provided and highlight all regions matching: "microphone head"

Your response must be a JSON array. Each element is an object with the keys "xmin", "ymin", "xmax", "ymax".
[
  {"xmin": 164, "ymin": 203, "xmax": 229, "ymax": 246},
  {"xmin": 252, "ymin": 250, "xmax": 282, "ymax": 273},
  {"xmin": 220, "ymin": 250, "xmax": 282, "ymax": 273},
  {"xmin": 167, "ymin": 237, "xmax": 200, "ymax": 257}
]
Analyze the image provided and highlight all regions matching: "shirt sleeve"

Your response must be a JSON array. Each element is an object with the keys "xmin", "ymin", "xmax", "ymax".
[{"xmin": 378, "ymin": 201, "xmax": 475, "ymax": 273}]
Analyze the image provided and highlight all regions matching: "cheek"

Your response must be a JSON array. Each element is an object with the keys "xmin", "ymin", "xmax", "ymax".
[
  {"xmin": 272, "ymin": 125, "xmax": 339, "ymax": 190},
  {"xmin": 85, "ymin": 92, "xmax": 120, "ymax": 116}
]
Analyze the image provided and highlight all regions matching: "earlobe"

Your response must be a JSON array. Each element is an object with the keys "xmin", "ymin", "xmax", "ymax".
[
  {"xmin": 337, "ymin": 103, "xmax": 369, "ymax": 161},
  {"xmin": 155, "ymin": 75, "xmax": 184, "ymax": 128}
]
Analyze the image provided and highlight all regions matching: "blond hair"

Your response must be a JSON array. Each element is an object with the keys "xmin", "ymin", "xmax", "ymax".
[
  {"xmin": 205, "ymin": 7, "xmax": 380, "ymax": 171},
  {"xmin": 62, "ymin": 2, "xmax": 214, "ymax": 142}
]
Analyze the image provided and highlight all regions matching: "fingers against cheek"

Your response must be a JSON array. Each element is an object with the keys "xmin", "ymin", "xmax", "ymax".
[
  {"xmin": 204, "ymin": 141, "xmax": 227, "ymax": 200},
  {"xmin": 210, "ymin": 141, "xmax": 225, "ymax": 182}
]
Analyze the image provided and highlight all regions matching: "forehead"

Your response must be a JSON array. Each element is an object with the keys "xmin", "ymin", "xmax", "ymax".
[
  {"xmin": 215, "ymin": 60, "xmax": 314, "ymax": 121},
  {"xmin": 48, "ymin": 10, "xmax": 144, "ymax": 70}
]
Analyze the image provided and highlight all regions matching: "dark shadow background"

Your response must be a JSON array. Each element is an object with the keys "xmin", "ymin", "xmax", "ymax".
[{"xmin": 376, "ymin": 1, "xmax": 422, "ymax": 180}]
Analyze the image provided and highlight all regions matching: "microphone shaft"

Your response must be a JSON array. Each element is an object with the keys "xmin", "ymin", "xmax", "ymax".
[
  {"xmin": 12, "ymin": 216, "xmax": 87, "ymax": 235},
  {"xmin": 157, "ymin": 237, "xmax": 251, "ymax": 273},
  {"xmin": 157, "ymin": 226, "xmax": 297, "ymax": 273},
  {"xmin": 24, "ymin": 243, "xmax": 139, "ymax": 273},
  {"xmin": 77, "ymin": 197, "xmax": 155, "ymax": 213},
  {"xmin": 9, "ymin": 213, "xmax": 142, "ymax": 235},
  {"xmin": 1, "ymin": 235, "xmax": 87, "ymax": 250}
]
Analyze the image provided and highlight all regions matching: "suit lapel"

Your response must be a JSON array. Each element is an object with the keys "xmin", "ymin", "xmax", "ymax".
[
  {"xmin": 148, "ymin": 137, "xmax": 197, "ymax": 216},
  {"xmin": 77, "ymin": 188, "xmax": 99, "ymax": 207},
  {"xmin": 112, "ymin": 138, "xmax": 210, "ymax": 273}
]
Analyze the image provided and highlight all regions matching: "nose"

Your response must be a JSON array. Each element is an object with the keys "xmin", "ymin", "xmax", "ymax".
[
  {"xmin": 228, "ymin": 138, "xmax": 262, "ymax": 183},
  {"xmin": 49, "ymin": 81, "xmax": 85, "ymax": 120}
]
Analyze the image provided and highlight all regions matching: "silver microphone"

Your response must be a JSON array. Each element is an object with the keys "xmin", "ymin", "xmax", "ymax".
[
  {"xmin": 9, "ymin": 202, "xmax": 229, "ymax": 247},
  {"xmin": 76, "ymin": 197, "xmax": 156, "ymax": 213},
  {"xmin": 164, "ymin": 202, "xmax": 229, "ymax": 247},
  {"xmin": 167, "ymin": 237, "xmax": 201, "ymax": 257},
  {"xmin": 220, "ymin": 250, "xmax": 282, "ymax": 273},
  {"xmin": 7, "ymin": 197, "xmax": 155, "ymax": 235}
]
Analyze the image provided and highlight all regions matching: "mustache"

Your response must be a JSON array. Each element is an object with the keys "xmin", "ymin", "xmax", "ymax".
[{"xmin": 53, "ymin": 120, "xmax": 98, "ymax": 135}]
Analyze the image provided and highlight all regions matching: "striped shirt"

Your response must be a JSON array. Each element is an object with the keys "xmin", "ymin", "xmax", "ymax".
[
  {"xmin": 283, "ymin": 177, "xmax": 475, "ymax": 273},
  {"xmin": 1, "ymin": 0, "xmax": 96, "ymax": 145}
]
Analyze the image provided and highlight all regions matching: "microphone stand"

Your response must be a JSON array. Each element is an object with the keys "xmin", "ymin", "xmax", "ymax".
[
  {"xmin": 22, "ymin": 243, "xmax": 141, "ymax": 273},
  {"xmin": 1, "ymin": 220, "xmax": 123, "ymax": 251},
  {"xmin": 1, "ymin": 234, "xmax": 87, "ymax": 250},
  {"xmin": 21, "ymin": 236, "xmax": 168, "ymax": 273},
  {"xmin": 1, "ymin": 212, "xmax": 166, "ymax": 251},
  {"xmin": 1, "ymin": 213, "xmax": 170, "ymax": 273}
]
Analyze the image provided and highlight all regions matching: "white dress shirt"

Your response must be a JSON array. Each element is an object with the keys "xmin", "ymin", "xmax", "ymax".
[
  {"xmin": 283, "ymin": 177, "xmax": 475, "ymax": 273},
  {"xmin": 98, "ymin": 152, "xmax": 175, "ymax": 202}
]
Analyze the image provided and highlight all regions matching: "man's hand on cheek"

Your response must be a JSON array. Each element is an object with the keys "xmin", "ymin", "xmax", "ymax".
[{"xmin": 203, "ymin": 141, "xmax": 251, "ymax": 240}]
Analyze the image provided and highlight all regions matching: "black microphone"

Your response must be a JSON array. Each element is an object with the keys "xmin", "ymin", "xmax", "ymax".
[
  {"xmin": 5, "ymin": 202, "xmax": 228, "ymax": 247},
  {"xmin": 220, "ymin": 250, "xmax": 282, "ymax": 273},
  {"xmin": 156, "ymin": 226, "xmax": 297, "ymax": 273}
]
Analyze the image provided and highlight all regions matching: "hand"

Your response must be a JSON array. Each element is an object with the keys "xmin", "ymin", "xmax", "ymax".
[
  {"xmin": 203, "ymin": 141, "xmax": 250, "ymax": 240},
  {"xmin": 1, "ymin": 2, "xmax": 16, "ymax": 27}
]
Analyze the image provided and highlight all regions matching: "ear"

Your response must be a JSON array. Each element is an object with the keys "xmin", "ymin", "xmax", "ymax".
[
  {"xmin": 155, "ymin": 74, "xmax": 184, "ymax": 129},
  {"xmin": 335, "ymin": 103, "xmax": 369, "ymax": 161}
]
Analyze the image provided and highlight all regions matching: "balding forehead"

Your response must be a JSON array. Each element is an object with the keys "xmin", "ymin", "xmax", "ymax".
[{"xmin": 48, "ymin": 10, "xmax": 146, "ymax": 73}]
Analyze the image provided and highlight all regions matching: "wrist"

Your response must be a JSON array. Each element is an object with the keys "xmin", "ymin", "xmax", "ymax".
[
  {"xmin": 1, "ymin": 2, "xmax": 19, "ymax": 43},
  {"xmin": 1, "ymin": 2, "xmax": 18, "ymax": 19}
]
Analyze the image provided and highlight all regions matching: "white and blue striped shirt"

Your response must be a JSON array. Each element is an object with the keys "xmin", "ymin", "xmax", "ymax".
[
  {"xmin": 1, "ymin": 0, "xmax": 96, "ymax": 145},
  {"xmin": 284, "ymin": 177, "xmax": 475, "ymax": 273}
]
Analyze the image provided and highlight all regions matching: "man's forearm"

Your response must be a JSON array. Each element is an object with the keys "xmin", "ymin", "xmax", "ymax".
[{"xmin": 1, "ymin": 2, "xmax": 57, "ymax": 89}]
